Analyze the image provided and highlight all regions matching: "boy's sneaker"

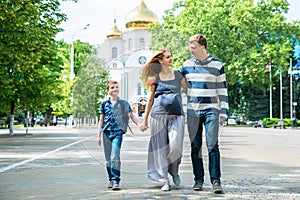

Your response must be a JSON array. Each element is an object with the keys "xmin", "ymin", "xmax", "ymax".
[
  {"xmin": 212, "ymin": 181, "xmax": 224, "ymax": 194},
  {"xmin": 112, "ymin": 181, "xmax": 120, "ymax": 190},
  {"xmin": 193, "ymin": 180, "xmax": 203, "ymax": 191},
  {"xmin": 161, "ymin": 183, "xmax": 170, "ymax": 191},
  {"xmin": 107, "ymin": 181, "xmax": 113, "ymax": 188},
  {"xmin": 172, "ymin": 174, "xmax": 181, "ymax": 186}
]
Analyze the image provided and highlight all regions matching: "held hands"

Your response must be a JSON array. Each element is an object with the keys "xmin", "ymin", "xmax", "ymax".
[{"xmin": 138, "ymin": 122, "xmax": 148, "ymax": 132}]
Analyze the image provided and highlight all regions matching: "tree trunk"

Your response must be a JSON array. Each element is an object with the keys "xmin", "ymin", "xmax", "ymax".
[{"xmin": 9, "ymin": 100, "xmax": 15, "ymax": 135}]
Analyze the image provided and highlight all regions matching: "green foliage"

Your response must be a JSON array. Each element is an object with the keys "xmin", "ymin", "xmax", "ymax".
[
  {"xmin": 263, "ymin": 118, "xmax": 278, "ymax": 127},
  {"xmin": 73, "ymin": 40, "xmax": 97, "ymax": 76},
  {"xmin": 150, "ymin": 0, "xmax": 300, "ymax": 119},
  {"xmin": 241, "ymin": 84, "xmax": 269, "ymax": 120},
  {"xmin": 49, "ymin": 40, "xmax": 72, "ymax": 117},
  {"xmin": 263, "ymin": 117, "xmax": 300, "ymax": 128},
  {"xmin": 73, "ymin": 55, "xmax": 109, "ymax": 118},
  {"xmin": 149, "ymin": 26, "xmax": 189, "ymax": 69},
  {"xmin": 0, "ymin": 0, "xmax": 68, "ymax": 114},
  {"xmin": 51, "ymin": 40, "xmax": 109, "ymax": 118}
]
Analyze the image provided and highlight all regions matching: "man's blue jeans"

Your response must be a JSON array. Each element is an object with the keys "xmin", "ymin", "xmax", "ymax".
[
  {"xmin": 103, "ymin": 132, "xmax": 123, "ymax": 182},
  {"xmin": 187, "ymin": 109, "xmax": 221, "ymax": 184}
]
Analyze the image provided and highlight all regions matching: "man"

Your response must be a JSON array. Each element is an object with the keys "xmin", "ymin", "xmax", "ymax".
[{"xmin": 181, "ymin": 34, "xmax": 228, "ymax": 194}]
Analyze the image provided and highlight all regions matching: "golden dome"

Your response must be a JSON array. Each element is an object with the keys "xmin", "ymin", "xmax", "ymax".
[
  {"xmin": 107, "ymin": 19, "xmax": 122, "ymax": 39},
  {"xmin": 125, "ymin": 0, "xmax": 159, "ymax": 29}
]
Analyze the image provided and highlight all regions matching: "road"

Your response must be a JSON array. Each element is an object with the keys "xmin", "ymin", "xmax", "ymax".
[{"xmin": 0, "ymin": 125, "xmax": 300, "ymax": 199}]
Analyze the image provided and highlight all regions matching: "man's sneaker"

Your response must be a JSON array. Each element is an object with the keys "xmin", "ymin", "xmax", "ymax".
[
  {"xmin": 193, "ymin": 180, "xmax": 203, "ymax": 191},
  {"xmin": 107, "ymin": 181, "xmax": 113, "ymax": 188},
  {"xmin": 212, "ymin": 181, "xmax": 224, "ymax": 194},
  {"xmin": 112, "ymin": 181, "xmax": 120, "ymax": 190},
  {"xmin": 161, "ymin": 183, "xmax": 170, "ymax": 191},
  {"xmin": 172, "ymin": 174, "xmax": 181, "ymax": 186}
]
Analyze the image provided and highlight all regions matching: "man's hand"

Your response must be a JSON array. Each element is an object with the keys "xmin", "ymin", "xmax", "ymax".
[
  {"xmin": 219, "ymin": 116, "xmax": 226, "ymax": 125},
  {"xmin": 97, "ymin": 133, "xmax": 102, "ymax": 146},
  {"xmin": 220, "ymin": 116, "xmax": 226, "ymax": 121}
]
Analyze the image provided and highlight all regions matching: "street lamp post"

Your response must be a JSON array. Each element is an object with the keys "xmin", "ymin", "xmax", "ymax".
[
  {"xmin": 265, "ymin": 61, "xmax": 272, "ymax": 118},
  {"xmin": 70, "ymin": 23, "xmax": 89, "ymax": 81},
  {"xmin": 289, "ymin": 60, "xmax": 300, "ymax": 129},
  {"xmin": 279, "ymin": 69, "xmax": 283, "ymax": 120},
  {"xmin": 292, "ymin": 102, "xmax": 297, "ymax": 128},
  {"xmin": 69, "ymin": 24, "xmax": 89, "ymax": 128},
  {"xmin": 7, "ymin": 67, "xmax": 14, "ymax": 135},
  {"xmin": 290, "ymin": 58, "xmax": 293, "ymax": 120}
]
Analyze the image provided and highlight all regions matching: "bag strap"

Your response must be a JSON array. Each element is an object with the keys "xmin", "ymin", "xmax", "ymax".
[{"xmin": 120, "ymin": 100, "xmax": 133, "ymax": 134}]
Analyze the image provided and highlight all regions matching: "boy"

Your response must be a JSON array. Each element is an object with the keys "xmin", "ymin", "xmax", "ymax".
[{"xmin": 97, "ymin": 80, "xmax": 143, "ymax": 190}]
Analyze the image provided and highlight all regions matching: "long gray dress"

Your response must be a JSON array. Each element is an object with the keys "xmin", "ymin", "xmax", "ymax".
[{"xmin": 148, "ymin": 71, "xmax": 185, "ymax": 183}]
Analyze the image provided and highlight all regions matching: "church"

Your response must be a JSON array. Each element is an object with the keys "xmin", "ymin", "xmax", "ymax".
[{"xmin": 98, "ymin": 0, "xmax": 159, "ymax": 116}]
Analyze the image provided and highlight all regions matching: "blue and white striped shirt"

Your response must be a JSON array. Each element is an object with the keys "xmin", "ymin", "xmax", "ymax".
[{"xmin": 181, "ymin": 55, "xmax": 229, "ymax": 118}]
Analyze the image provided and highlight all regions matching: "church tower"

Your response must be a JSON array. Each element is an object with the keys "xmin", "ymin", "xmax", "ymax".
[
  {"xmin": 123, "ymin": 0, "xmax": 158, "ymax": 52},
  {"xmin": 98, "ymin": 0, "xmax": 159, "ymax": 114},
  {"xmin": 98, "ymin": 18, "xmax": 124, "ymax": 65},
  {"xmin": 98, "ymin": 0, "xmax": 158, "ymax": 65}
]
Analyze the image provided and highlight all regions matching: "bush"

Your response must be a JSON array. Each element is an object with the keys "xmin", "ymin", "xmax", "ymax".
[{"xmin": 263, "ymin": 118, "xmax": 300, "ymax": 128}]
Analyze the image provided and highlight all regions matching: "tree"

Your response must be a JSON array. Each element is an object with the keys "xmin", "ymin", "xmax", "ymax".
[
  {"xmin": 0, "ymin": 0, "xmax": 72, "ymax": 134},
  {"xmin": 51, "ymin": 40, "xmax": 109, "ymax": 122},
  {"xmin": 73, "ymin": 55, "xmax": 109, "ymax": 119},
  {"xmin": 50, "ymin": 40, "xmax": 73, "ymax": 118},
  {"xmin": 150, "ymin": 0, "xmax": 300, "ymax": 119}
]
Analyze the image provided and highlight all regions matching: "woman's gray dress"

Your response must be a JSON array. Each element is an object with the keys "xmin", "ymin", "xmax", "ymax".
[{"xmin": 148, "ymin": 71, "xmax": 185, "ymax": 183}]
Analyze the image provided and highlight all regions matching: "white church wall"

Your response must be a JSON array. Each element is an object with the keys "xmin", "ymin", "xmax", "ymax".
[{"xmin": 123, "ymin": 29, "xmax": 152, "ymax": 52}]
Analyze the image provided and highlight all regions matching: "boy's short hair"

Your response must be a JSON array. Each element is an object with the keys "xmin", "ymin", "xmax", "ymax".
[
  {"xmin": 106, "ymin": 80, "xmax": 118, "ymax": 91},
  {"xmin": 188, "ymin": 34, "xmax": 207, "ymax": 49}
]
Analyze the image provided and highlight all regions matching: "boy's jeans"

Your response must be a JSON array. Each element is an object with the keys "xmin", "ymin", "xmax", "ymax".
[
  {"xmin": 103, "ymin": 132, "xmax": 123, "ymax": 182},
  {"xmin": 187, "ymin": 109, "xmax": 221, "ymax": 184}
]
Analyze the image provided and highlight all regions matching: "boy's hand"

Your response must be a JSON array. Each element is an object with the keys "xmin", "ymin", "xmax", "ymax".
[{"xmin": 97, "ymin": 137, "xmax": 102, "ymax": 146}]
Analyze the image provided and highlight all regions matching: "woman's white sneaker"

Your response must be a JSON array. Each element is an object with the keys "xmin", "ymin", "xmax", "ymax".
[{"xmin": 161, "ymin": 183, "xmax": 170, "ymax": 191}]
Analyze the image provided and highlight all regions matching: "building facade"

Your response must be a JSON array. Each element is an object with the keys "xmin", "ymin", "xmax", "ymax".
[{"xmin": 98, "ymin": 0, "xmax": 159, "ymax": 116}]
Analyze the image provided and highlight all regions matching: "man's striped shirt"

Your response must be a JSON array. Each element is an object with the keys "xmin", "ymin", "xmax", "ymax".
[{"xmin": 181, "ymin": 55, "xmax": 229, "ymax": 118}]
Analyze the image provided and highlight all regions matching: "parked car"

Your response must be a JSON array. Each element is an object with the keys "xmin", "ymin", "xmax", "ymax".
[
  {"xmin": 56, "ymin": 118, "xmax": 66, "ymax": 125},
  {"xmin": 36, "ymin": 118, "xmax": 45, "ymax": 126},
  {"xmin": 0, "ymin": 118, "xmax": 6, "ymax": 127},
  {"xmin": 227, "ymin": 118, "xmax": 237, "ymax": 125}
]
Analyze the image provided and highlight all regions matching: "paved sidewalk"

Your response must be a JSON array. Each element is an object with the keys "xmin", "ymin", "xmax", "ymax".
[{"xmin": 0, "ymin": 126, "xmax": 300, "ymax": 199}]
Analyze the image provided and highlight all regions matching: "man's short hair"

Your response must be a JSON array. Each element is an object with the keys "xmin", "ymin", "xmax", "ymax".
[{"xmin": 188, "ymin": 34, "xmax": 207, "ymax": 49}]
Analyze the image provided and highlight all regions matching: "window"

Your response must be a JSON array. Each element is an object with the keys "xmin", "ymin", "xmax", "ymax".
[
  {"xmin": 128, "ymin": 39, "xmax": 132, "ymax": 51},
  {"xmin": 137, "ymin": 83, "xmax": 141, "ymax": 95},
  {"xmin": 139, "ymin": 38, "xmax": 145, "ymax": 49},
  {"xmin": 112, "ymin": 47, "xmax": 117, "ymax": 58}
]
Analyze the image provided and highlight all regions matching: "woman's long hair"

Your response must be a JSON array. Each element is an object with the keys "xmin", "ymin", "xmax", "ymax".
[{"xmin": 141, "ymin": 49, "xmax": 169, "ymax": 88}]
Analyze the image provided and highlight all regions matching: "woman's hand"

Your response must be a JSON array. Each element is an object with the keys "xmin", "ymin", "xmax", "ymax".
[{"xmin": 139, "ymin": 122, "xmax": 148, "ymax": 131}]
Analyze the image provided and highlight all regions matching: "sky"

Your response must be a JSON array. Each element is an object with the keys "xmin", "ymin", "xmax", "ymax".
[{"xmin": 56, "ymin": 0, "xmax": 300, "ymax": 45}]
